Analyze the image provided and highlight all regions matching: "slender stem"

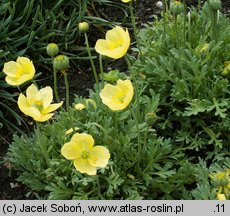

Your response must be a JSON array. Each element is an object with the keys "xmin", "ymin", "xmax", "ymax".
[
  {"xmin": 99, "ymin": 54, "xmax": 104, "ymax": 86},
  {"xmin": 84, "ymin": 33, "xmax": 99, "ymax": 90},
  {"xmin": 163, "ymin": 0, "xmax": 166, "ymax": 40},
  {"xmin": 175, "ymin": 15, "xmax": 179, "ymax": 48},
  {"xmin": 53, "ymin": 67, "xmax": 60, "ymax": 103},
  {"xmin": 96, "ymin": 176, "xmax": 101, "ymax": 193},
  {"xmin": 213, "ymin": 11, "xmax": 217, "ymax": 42},
  {"xmin": 198, "ymin": 0, "xmax": 201, "ymax": 11},
  {"xmin": 129, "ymin": 106, "xmax": 141, "ymax": 165},
  {"xmin": 113, "ymin": 111, "xmax": 118, "ymax": 131},
  {"xmin": 144, "ymin": 125, "xmax": 149, "ymax": 147},
  {"xmin": 183, "ymin": 0, "xmax": 186, "ymax": 46},
  {"xmin": 36, "ymin": 122, "xmax": 49, "ymax": 165},
  {"xmin": 129, "ymin": 2, "xmax": 142, "ymax": 57},
  {"xmin": 63, "ymin": 72, "xmax": 69, "ymax": 109},
  {"xmin": 67, "ymin": 107, "xmax": 74, "ymax": 133},
  {"xmin": 174, "ymin": 15, "xmax": 184, "ymax": 79},
  {"xmin": 188, "ymin": 12, "xmax": 191, "ymax": 43},
  {"xmin": 125, "ymin": 55, "xmax": 140, "ymax": 121}
]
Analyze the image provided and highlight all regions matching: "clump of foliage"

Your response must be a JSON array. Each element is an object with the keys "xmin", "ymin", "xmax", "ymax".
[{"xmin": 6, "ymin": 1, "xmax": 230, "ymax": 199}]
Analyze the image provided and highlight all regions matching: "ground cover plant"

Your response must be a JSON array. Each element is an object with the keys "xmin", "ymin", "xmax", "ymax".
[{"xmin": 1, "ymin": 0, "xmax": 230, "ymax": 199}]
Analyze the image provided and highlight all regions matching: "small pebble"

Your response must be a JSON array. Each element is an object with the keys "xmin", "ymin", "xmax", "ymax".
[
  {"xmin": 156, "ymin": 1, "xmax": 163, "ymax": 9},
  {"xmin": 10, "ymin": 182, "xmax": 19, "ymax": 188}
]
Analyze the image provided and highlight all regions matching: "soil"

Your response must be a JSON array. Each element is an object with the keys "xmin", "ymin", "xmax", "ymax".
[{"xmin": 1, "ymin": 0, "xmax": 230, "ymax": 200}]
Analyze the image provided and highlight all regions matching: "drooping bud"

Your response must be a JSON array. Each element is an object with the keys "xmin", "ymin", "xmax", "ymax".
[
  {"xmin": 78, "ymin": 22, "xmax": 89, "ymax": 34},
  {"xmin": 53, "ymin": 55, "xmax": 69, "ymax": 72},
  {"xmin": 46, "ymin": 43, "xmax": 59, "ymax": 58},
  {"xmin": 145, "ymin": 112, "xmax": 158, "ymax": 125},
  {"xmin": 170, "ymin": 1, "xmax": 185, "ymax": 16}
]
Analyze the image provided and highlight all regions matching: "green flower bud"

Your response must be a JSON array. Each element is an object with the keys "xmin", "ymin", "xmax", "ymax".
[
  {"xmin": 46, "ymin": 43, "xmax": 59, "ymax": 58},
  {"xmin": 53, "ymin": 55, "xmax": 69, "ymax": 72},
  {"xmin": 209, "ymin": 0, "xmax": 221, "ymax": 11},
  {"xmin": 211, "ymin": 172, "xmax": 229, "ymax": 187},
  {"xmin": 86, "ymin": 99, "xmax": 97, "ymax": 108},
  {"xmin": 170, "ymin": 1, "xmax": 184, "ymax": 16},
  {"xmin": 145, "ymin": 112, "xmax": 158, "ymax": 125},
  {"xmin": 78, "ymin": 22, "xmax": 89, "ymax": 33}
]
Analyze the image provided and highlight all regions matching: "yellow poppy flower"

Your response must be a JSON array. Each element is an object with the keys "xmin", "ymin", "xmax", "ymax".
[
  {"xmin": 17, "ymin": 84, "xmax": 63, "ymax": 122},
  {"xmin": 95, "ymin": 26, "xmax": 130, "ymax": 59},
  {"xmin": 100, "ymin": 79, "xmax": 134, "ymax": 111},
  {"xmin": 121, "ymin": 0, "xmax": 132, "ymax": 2},
  {"xmin": 61, "ymin": 133, "xmax": 110, "ymax": 175},
  {"xmin": 3, "ymin": 57, "xmax": 35, "ymax": 86}
]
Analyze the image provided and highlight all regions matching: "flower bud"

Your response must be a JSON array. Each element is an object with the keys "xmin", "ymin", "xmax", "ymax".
[
  {"xmin": 46, "ymin": 43, "xmax": 59, "ymax": 58},
  {"xmin": 170, "ymin": 1, "xmax": 184, "ymax": 16},
  {"xmin": 211, "ymin": 171, "xmax": 229, "ymax": 187},
  {"xmin": 145, "ymin": 112, "xmax": 158, "ymax": 125},
  {"xmin": 53, "ymin": 55, "xmax": 69, "ymax": 72},
  {"xmin": 78, "ymin": 22, "xmax": 89, "ymax": 33},
  {"xmin": 222, "ymin": 61, "xmax": 230, "ymax": 77},
  {"xmin": 86, "ymin": 99, "xmax": 97, "ymax": 108},
  {"xmin": 209, "ymin": 0, "xmax": 221, "ymax": 11}
]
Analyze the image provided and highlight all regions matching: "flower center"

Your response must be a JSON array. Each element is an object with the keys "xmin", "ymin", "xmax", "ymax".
[
  {"xmin": 81, "ymin": 150, "xmax": 90, "ymax": 159},
  {"xmin": 117, "ymin": 96, "xmax": 125, "ymax": 103},
  {"xmin": 34, "ymin": 100, "xmax": 44, "ymax": 111},
  {"xmin": 115, "ymin": 88, "xmax": 126, "ymax": 103}
]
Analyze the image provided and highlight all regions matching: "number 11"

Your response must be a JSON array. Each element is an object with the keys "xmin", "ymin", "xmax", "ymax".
[{"xmin": 216, "ymin": 204, "xmax": 224, "ymax": 213}]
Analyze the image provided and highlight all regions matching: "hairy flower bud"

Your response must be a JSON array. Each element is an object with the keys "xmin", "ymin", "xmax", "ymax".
[
  {"xmin": 46, "ymin": 43, "xmax": 59, "ymax": 58},
  {"xmin": 209, "ymin": 0, "xmax": 221, "ymax": 11},
  {"xmin": 53, "ymin": 55, "xmax": 69, "ymax": 72},
  {"xmin": 170, "ymin": 1, "xmax": 184, "ymax": 16},
  {"xmin": 145, "ymin": 112, "xmax": 158, "ymax": 125}
]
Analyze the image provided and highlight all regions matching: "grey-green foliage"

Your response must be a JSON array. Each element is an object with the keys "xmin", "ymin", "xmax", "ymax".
[
  {"xmin": 7, "ymin": 87, "xmax": 191, "ymax": 199},
  {"xmin": 133, "ymin": 7, "xmax": 230, "ymax": 161}
]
